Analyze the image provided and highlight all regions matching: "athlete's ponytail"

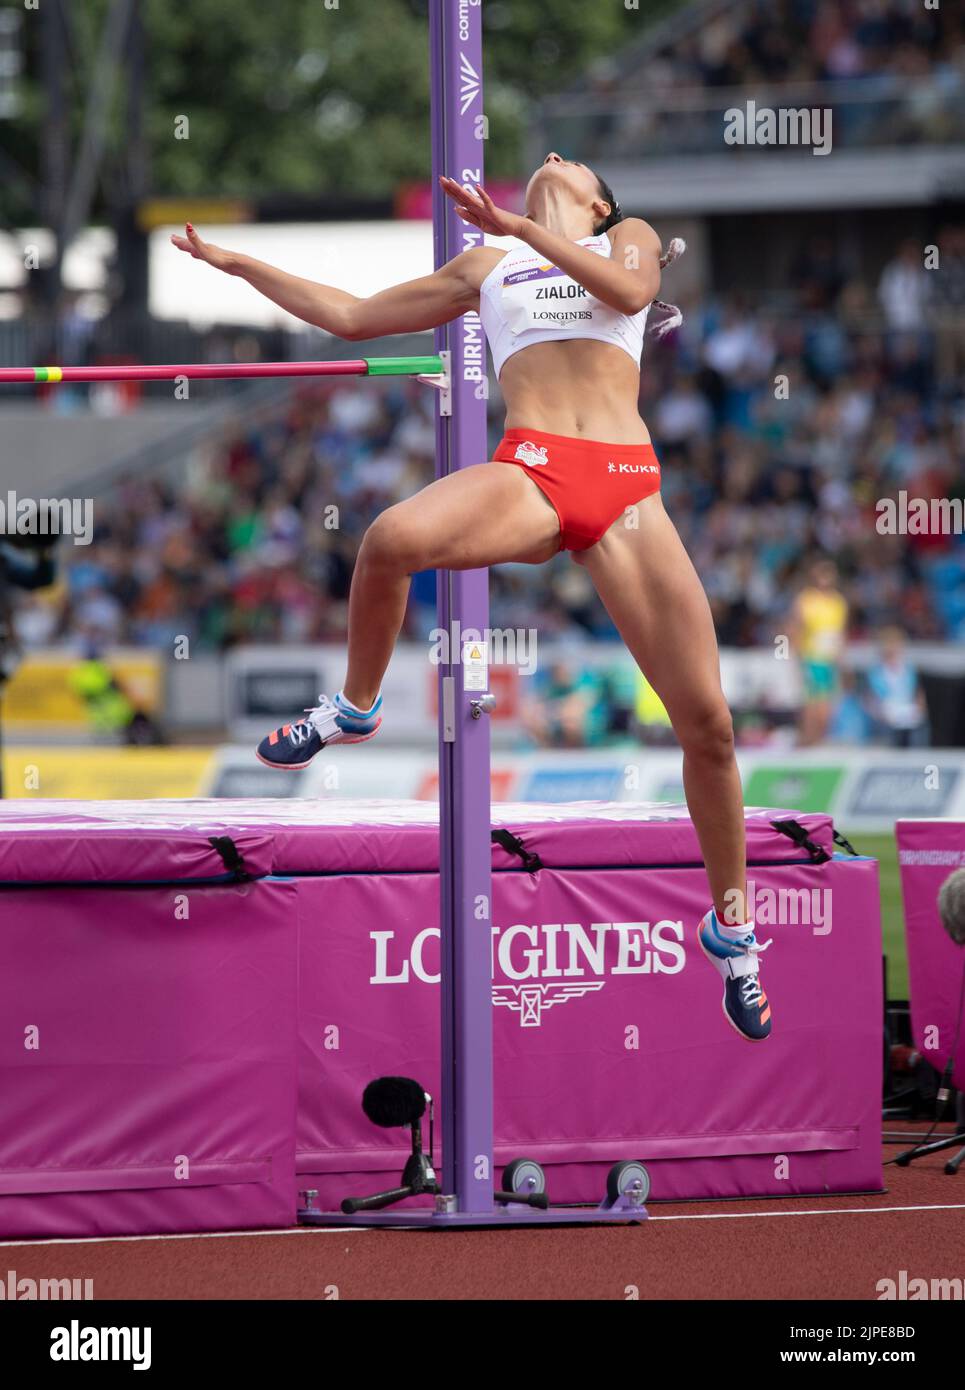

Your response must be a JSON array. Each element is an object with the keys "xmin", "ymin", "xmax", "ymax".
[
  {"xmin": 651, "ymin": 236, "xmax": 687, "ymax": 340},
  {"xmin": 593, "ymin": 172, "xmax": 685, "ymax": 338}
]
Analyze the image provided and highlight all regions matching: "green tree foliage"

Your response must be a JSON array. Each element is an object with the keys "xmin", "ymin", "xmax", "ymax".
[{"xmin": 0, "ymin": 0, "xmax": 681, "ymax": 222}]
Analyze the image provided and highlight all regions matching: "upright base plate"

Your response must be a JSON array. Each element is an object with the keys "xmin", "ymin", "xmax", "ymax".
[{"xmin": 298, "ymin": 1202, "xmax": 648, "ymax": 1229}]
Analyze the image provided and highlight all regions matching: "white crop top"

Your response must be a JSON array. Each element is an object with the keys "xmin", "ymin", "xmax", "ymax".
[{"xmin": 478, "ymin": 232, "xmax": 650, "ymax": 379}]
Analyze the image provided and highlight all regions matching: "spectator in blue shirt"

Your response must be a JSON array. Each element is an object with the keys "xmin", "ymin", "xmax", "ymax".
[{"xmin": 865, "ymin": 626, "xmax": 928, "ymax": 747}]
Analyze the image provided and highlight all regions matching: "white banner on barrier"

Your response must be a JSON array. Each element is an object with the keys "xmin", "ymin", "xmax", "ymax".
[{"xmin": 202, "ymin": 743, "xmax": 965, "ymax": 833}]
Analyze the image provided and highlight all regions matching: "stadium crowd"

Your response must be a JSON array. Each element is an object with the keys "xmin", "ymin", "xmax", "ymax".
[
  {"xmin": 629, "ymin": 0, "xmax": 964, "ymax": 90},
  {"xmin": 15, "ymin": 224, "xmax": 964, "ymax": 639},
  {"xmin": 567, "ymin": 0, "xmax": 965, "ymax": 159},
  {"xmin": 8, "ymin": 221, "xmax": 964, "ymax": 746}
]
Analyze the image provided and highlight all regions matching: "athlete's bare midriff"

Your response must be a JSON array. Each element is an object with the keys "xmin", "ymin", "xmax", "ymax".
[
  {"xmin": 497, "ymin": 340, "xmax": 652, "ymax": 443},
  {"xmin": 470, "ymin": 245, "xmax": 653, "ymax": 446}
]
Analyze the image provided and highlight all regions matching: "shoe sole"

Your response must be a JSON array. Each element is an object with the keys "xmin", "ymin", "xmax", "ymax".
[
  {"xmin": 696, "ymin": 924, "xmax": 770, "ymax": 1044},
  {"xmin": 255, "ymin": 718, "xmax": 383, "ymax": 771}
]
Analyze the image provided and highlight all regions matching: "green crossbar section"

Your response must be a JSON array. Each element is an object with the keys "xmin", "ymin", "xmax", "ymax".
[{"xmin": 364, "ymin": 356, "xmax": 445, "ymax": 377}]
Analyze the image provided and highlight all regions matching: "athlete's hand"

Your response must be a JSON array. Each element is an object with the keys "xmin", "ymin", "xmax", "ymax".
[
  {"xmin": 170, "ymin": 224, "xmax": 237, "ymax": 274},
  {"xmin": 439, "ymin": 178, "xmax": 524, "ymax": 238}
]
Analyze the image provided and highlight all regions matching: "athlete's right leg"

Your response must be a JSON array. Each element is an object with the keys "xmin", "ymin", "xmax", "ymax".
[
  {"xmin": 342, "ymin": 461, "xmax": 560, "ymax": 710},
  {"xmin": 257, "ymin": 461, "xmax": 560, "ymax": 768}
]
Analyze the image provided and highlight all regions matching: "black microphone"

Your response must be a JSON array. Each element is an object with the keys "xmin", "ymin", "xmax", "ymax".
[{"xmin": 361, "ymin": 1076, "xmax": 427, "ymax": 1128}]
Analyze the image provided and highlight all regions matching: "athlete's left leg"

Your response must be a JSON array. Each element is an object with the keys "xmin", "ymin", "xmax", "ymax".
[
  {"xmin": 576, "ymin": 493, "xmax": 772, "ymax": 1041},
  {"xmin": 575, "ymin": 493, "xmax": 745, "ymax": 921}
]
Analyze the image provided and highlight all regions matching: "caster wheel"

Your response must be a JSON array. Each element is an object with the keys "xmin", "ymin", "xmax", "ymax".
[
  {"xmin": 502, "ymin": 1158, "xmax": 547, "ymax": 1196},
  {"xmin": 607, "ymin": 1160, "xmax": 650, "ymax": 1205}
]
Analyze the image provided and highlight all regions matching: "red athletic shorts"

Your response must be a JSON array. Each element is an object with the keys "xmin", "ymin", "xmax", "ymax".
[{"xmin": 493, "ymin": 428, "xmax": 661, "ymax": 552}]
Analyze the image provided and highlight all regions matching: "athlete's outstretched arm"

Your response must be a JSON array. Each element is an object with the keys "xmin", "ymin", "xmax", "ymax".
[
  {"xmin": 441, "ymin": 180, "xmax": 662, "ymax": 315},
  {"xmin": 171, "ymin": 224, "xmax": 483, "ymax": 339}
]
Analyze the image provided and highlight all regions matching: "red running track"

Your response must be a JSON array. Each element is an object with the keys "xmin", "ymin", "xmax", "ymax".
[{"xmin": 3, "ymin": 1136, "xmax": 963, "ymax": 1300}]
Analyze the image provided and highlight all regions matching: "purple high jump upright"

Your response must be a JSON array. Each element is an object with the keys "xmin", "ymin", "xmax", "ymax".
[{"xmin": 430, "ymin": 0, "xmax": 495, "ymax": 1219}]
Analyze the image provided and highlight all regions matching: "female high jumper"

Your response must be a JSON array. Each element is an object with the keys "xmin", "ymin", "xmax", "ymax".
[{"xmin": 172, "ymin": 154, "xmax": 772, "ymax": 1042}]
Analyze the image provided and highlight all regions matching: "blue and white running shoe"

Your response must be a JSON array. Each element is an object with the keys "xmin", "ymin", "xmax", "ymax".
[
  {"xmin": 697, "ymin": 908, "xmax": 773, "ymax": 1042},
  {"xmin": 256, "ymin": 691, "xmax": 383, "ymax": 770}
]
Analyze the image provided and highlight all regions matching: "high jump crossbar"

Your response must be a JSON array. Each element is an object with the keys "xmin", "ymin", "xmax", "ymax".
[{"xmin": 0, "ymin": 356, "xmax": 446, "ymax": 385}]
